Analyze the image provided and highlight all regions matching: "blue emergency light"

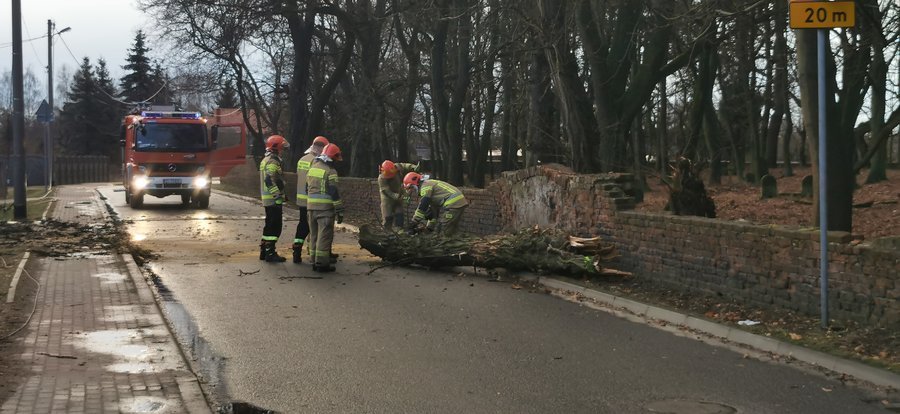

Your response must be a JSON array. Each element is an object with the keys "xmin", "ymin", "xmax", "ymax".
[{"xmin": 141, "ymin": 111, "xmax": 202, "ymax": 119}]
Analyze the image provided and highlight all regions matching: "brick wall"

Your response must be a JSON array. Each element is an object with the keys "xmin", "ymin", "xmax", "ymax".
[{"xmin": 222, "ymin": 160, "xmax": 900, "ymax": 327}]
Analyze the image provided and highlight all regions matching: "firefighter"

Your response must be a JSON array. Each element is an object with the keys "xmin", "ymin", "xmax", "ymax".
[
  {"xmin": 402, "ymin": 172, "xmax": 469, "ymax": 237},
  {"xmin": 292, "ymin": 135, "xmax": 330, "ymax": 263},
  {"xmin": 378, "ymin": 160, "xmax": 420, "ymax": 231},
  {"xmin": 306, "ymin": 143, "xmax": 344, "ymax": 272},
  {"xmin": 259, "ymin": 135, "xmax": 290, "ymax": 262}
]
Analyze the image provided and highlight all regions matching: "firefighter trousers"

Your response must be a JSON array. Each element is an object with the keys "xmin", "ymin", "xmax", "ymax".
[
  {"xmin": 307, "ymin": 209, "xmax": 335, "ymax": 267},
  {"xmin": 262, "ymin": 204, "xmax": 283, "ymax": 242},
  {"xmin": 380, "ymin": 197, "xmax": 404, "ymax": 231},
  {"xmin": 293, "ymin": 206, "xmax": 310, "ymax": 245},
  {"xmin": 438, "ymin": 206, "xmax": 466, "ymax": 237}
]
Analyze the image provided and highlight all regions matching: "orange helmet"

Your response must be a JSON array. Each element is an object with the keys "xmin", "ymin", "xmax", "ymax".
[
  {"xmin": 307, "ymin": 135, "xmax": 329, "ymax": 155},
  {"xmin": 322, "ymin": 143, "xmax": 343, "ymax": 161},
  {"xmin": 402, "ymin": 172, "xmax": 423, "ymax": 189},
  {"xmin": 380, "ymin": 160, "xmax": 398, "ymax": 178},
  {"xmin": 266, "ymin": 135, "xmax": 289, "ymax": 152}
]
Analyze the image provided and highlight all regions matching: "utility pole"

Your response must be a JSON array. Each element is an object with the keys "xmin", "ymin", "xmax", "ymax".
[
  {"xmin": 46, "ymin": 20, "xmax": 53, "ymax": 190},
  {"xmin": 11, "ymin": 0, "xmax": 27, "ymax": 219},
  {"xmin": 44, "ymin": 21, "xmax": 69, "ymax": 190}
]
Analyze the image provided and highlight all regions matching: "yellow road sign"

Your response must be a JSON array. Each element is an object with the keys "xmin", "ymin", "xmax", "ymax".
[{"xmin": 790, "ymin": 1, "xmax": 855, "ymax": 29}]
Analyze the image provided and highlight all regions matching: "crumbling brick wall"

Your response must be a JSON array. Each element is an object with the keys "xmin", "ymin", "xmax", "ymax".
[{"xmin": 222, "ymin": 160, "xmax": 899, "ymax": 327}]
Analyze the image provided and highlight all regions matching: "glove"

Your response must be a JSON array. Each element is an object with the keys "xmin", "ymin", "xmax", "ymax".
[
  {"xmin": 336, "ymin": 212, "xmax": 344, "ymax": 224},
  {"xmin": 274, "ymin": 193, "xmax": 283, "ymax": 205}
]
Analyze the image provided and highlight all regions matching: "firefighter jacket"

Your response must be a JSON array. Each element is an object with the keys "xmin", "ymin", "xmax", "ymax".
[
  {"xmin": 259, "ymin": 151, "xmax": 286, "ymax": 207},
  {"xmin": 378, "ymin": 163, "xmax": 419, "ymax": 202},
  {"xmin": 306, "ymin": 158, "xmax": 343, "ymax": 212},
  {"xmin": 413, "ymin": 179, "xmax": 468, "ymax": 222},
  {"xmin": 295, "ymin": 152, "xmax": 317, "ymax": 207}
]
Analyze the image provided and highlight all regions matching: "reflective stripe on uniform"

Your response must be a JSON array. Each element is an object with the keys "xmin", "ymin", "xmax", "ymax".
[
  {"xmin": 443, "ymin": 193, "xmax": 464, "ymax": 207},
  {"xmin": 308, "ymin": 168, "xmax": 326, "ymax": 178},
  {"xmin": 297, "ymin": 160, "xmax": 311, "ymax": 171}
]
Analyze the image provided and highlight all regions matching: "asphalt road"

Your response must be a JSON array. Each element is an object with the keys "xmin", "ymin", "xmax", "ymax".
[{"xmin": 97, "ymin": 185, "xmax": 889, "ymax": 414}]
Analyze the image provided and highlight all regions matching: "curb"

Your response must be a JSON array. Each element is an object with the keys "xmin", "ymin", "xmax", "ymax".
[
  {"xmin": 527, "ymin": 275, "xmax": 900, "ymax": 391},
  {"xmin": 107, "ymin": 191, "xmax": 213, "ymax": 414},
  {"xmin": 121, "ymin": 253, "xmax": 213, "ymax": 414}
]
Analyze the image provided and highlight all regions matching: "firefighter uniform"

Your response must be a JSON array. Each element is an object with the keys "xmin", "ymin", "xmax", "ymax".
[
  {"xmin": 306, "ymin": 157, "xmax": 343, "ymax": 270},
  {"xmin": 259, "ymin": 151, "xmax": 287, "ymax": 261},
  {"xmin": 292, "ymin": 152, "xmax": 316, "ymax": 262},
  {"xmin": 378, "ymin": 162, "xmax": 418, "ymax": 231},
  {"xmin": 412, "ymin": 179, "xmax": 469, "ymax": 236}
]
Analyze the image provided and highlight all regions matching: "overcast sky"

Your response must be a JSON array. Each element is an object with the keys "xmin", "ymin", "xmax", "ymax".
[{"xmin": 1, "ymin": 0, "xmax": 146, "ymax": 85}]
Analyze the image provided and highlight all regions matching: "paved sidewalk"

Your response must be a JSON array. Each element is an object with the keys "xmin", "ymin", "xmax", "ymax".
[{"xmin": 1, "ymin": 185, "xmax": 209, "ymax": 413}]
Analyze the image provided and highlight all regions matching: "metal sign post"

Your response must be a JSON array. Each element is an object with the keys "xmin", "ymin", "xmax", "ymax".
[{"xmin": 789, "ymin": 0, "xmax": 855, "ymax": 329}]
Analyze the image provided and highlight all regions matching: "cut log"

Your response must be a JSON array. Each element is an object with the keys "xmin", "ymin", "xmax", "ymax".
[{"xmin": 358, "ymin": 225, "xmax": 626, "ymax": 277}]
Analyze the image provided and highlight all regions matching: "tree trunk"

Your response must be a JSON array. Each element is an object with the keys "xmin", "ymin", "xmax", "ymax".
[
  {"xmin": 285, "ymin": 9, "xmax": 315, "ymax": 166},
  {"xmin": 766, "ymin": 0, "xmax": 788, "ymax": 170},
  {"xmin": 865, "ymin": 2, "xmax": 887, "ymax": 183}
]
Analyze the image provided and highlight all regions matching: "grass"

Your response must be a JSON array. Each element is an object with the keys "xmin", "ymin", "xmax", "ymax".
[{"xmin": 0, "ymin": 187, "xmax": 55, "ymax": 222}]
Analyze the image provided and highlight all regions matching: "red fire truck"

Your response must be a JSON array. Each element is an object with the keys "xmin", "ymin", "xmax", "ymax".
[{"xmin": 121, "ymin": 110, "xmax": 246, "ymax": 209}]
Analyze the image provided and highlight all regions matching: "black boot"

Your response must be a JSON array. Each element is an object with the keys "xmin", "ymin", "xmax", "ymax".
[
  {"xmin": 264, "ymin": 242, "xmax": 287, "ymax": 263},
  {"xmin": 259, "ymin": 242, "xmax": 266, "ymax": 260},
  {"xmin": 292, "ymin": 244, "xmax": 303, "ymax": 264}
]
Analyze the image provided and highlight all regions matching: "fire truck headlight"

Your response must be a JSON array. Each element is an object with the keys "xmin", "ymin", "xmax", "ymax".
[
  {"xmin": 193, "ymin": 176, "xmax": 209, "ymax": 188},
  {"xmin": 133, "ymin": 175, "xmax": 150, "ymax": 190}
]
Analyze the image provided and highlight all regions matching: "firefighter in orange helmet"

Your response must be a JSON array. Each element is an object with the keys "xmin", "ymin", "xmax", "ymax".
[
  {"xmin": 403, "ymin": 172, "xmax": 468, "ymax": 237},
  {"xmin": 378, "ymin": 160, "xmax": 420, "ymax": 231},
  {"xmin": 292, "ymin": 135, "xmax": 330, "ymax": 263},
  {"xmin": 259, "ymin": 135, "xmax": 290, "ymax": 262},
  {"xmin": 306, "ymin": 143, "xmax": 344, "ymax": 272}
]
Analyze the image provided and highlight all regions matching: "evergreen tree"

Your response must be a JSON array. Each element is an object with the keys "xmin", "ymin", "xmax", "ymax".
[
  {"xmin": 95, "ymin": 59, "xmax": 125, "ymax": 162},
  {"xmin": 120, "ymin": 30, "xmax": 154, "ymax": 104},
  {"xmin": 150, "ymin": 64, "xmax": 175, "ymax": 108},
  {"xmin": 59, "ymin": 58, "xmax": 101, "ymax": 155},
  {"xmin": 216, "ymin": 78, "xmax": 239, "ymax": 109}
]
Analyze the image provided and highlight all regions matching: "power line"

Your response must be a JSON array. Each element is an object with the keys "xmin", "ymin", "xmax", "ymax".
[
  {"xmin": 0, "ymin": 34, "xmax": 48, "ymax": 49},
  {"xmin": 22, "ymin": 18, "xmax": 46, "ymax": 68}
]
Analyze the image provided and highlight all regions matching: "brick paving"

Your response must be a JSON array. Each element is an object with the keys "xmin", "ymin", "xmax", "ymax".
[{"xmin": 1, "ymin": 185, "xmax": 210, "ymax": 414}]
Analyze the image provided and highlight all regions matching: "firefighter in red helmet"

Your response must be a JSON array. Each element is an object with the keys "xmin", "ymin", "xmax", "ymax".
[
  {"xmin": 306, "ymin": 143, "xmax": 344, "ymax": 272},
  {"xmin": 378, "ymin": 159, "xmax": 420, "ymax": 231},
  {"xmin": 259, "ymin": 135, "xmax": 290, "ymax": 262}
]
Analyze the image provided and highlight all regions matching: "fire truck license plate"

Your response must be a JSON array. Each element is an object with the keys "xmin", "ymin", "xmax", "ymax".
[{"xmin": 163, "ymin": 179, "xmax": 180, "ymax": 187}]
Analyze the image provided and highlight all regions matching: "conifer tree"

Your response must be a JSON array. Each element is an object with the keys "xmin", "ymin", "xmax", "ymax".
[
  {"xmin": 59, "ymin": 58, "xmax": 101, "ymax": 154},
  {"xmin": 120, "ymin": 30, "xmax": 155, "ymax": 104},
  {"xmin": 216, "ymin": 78, "xmax": 239, "ymax": 109}
]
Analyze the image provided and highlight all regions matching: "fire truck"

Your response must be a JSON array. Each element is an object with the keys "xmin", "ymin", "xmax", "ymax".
[{"xmin": 121, "ymin": 110, "xmax": 246, "ymax": 209}]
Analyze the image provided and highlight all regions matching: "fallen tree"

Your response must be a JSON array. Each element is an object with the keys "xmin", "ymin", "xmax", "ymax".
[{"xmin": 358, "ymin": 225, "xmax": 629, "ymax": 277}]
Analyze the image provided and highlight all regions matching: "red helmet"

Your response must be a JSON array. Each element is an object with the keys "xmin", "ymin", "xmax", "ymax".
[
  {"xmin": 402, "ymin": 172, "xmax": 423, "ymax": 189},
  {"xmin": 266, "ymin": 135, "xmax": 289, "ymax": 152},
  {"xmin": 307, "ymin": 135, "xmax": 329, "ymax": 155},
  {"xmin": 322, "ymin": 143, "xmax": 343, "ymax": 161},
  {"xmin": 380, "ymin": 160, "xmax": 398, "ymax": 178}
]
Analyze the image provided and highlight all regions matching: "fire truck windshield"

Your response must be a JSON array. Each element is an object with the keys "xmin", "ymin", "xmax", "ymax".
[{"xmin": 135, "ymin": 123, "xmax": 209, "ymax": 152}]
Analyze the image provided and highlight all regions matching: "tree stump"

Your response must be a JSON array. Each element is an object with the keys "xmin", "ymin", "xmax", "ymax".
[
  {"xmin": 760, "ymin": 175, "xmax": 778, "ymax": 199},
  {"xmin": 664, "ymin": 158, "xmax": 716, "ymax": 218}
]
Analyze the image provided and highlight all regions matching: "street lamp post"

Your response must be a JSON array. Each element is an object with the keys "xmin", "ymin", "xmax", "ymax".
[{"xmin": 45, "ymin": 20, "xmax": 70, "ymax": 190}]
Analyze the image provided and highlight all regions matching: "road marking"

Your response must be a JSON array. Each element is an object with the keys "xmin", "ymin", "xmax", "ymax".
[
  {"xmin": 40, "ymin": 199, "xmax": 54, "ymax": 222},
  {"xmin": 6, "ymin": 251, "xmax": 30, "ymax": 303}
]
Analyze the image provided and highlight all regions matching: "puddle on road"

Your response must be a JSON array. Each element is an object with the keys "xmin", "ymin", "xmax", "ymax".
[{"xmin": 149, "ymin": 272, "xmax": 278, "ymax": 413}]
